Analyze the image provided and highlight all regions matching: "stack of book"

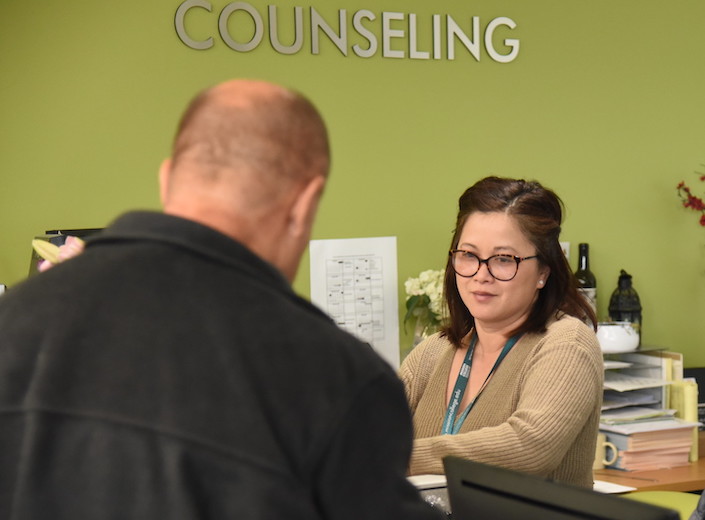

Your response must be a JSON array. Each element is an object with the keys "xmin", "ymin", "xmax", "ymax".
[
  {"xmin": 601, "ymin": 350, "xmax": 700, "ymax": 471},
  {"xmin": 600, "ymin": 410, "xmax": 696, "ymax": 471}
]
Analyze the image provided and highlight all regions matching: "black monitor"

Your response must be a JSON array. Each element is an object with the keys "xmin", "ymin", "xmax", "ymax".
[{"xmin": 444, "ymin": 456, "xmax": 679, "ymax": 520}]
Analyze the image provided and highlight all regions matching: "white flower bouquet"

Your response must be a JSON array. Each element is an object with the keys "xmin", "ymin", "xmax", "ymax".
[{"xmin": 404, "ymin": 269, "xmax": 445, "ymax": 343}]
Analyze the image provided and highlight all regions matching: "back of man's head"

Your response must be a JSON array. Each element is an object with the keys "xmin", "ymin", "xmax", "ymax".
[
  {"xmin": 159, "ymin": 79, "xmax": 330, "ymax": 281},
  {"xmin": 164, "ymin": 79, "xmax": 329, "ymax": 215}
]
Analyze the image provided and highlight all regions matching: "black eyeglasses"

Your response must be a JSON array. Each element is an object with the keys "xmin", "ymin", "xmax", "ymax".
[{"xmin": 449, "ymin": 250, "xmax": 539, "ymax": 281}]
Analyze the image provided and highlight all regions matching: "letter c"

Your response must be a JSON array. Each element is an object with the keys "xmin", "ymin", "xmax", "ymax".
[{"xmin": 175, "ymin": 0, "xmax": 214, "ymax": 50}]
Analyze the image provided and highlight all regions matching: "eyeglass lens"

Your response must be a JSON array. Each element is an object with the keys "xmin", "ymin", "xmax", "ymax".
[{"xmin": 451, "ymin": 252, "xmax": 518, "ymax": 281}]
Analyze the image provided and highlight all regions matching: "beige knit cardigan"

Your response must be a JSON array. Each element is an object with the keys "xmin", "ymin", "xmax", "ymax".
[{"xmin": 398, "ymin": 314, "xmax": 603, "ymax": 488}]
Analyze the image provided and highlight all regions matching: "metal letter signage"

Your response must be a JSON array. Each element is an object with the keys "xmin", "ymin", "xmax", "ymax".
[{"xmin": 174, "ymin": 2, "xmax": 521, "ymax": 63}]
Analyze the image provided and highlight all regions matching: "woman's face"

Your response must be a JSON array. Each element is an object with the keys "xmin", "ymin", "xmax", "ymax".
[{"xmin": 455, "ymin": 211, "xmax": 550, "ymax": 334}]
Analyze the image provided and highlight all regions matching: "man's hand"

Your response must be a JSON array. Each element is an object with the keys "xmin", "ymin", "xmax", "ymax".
[{"xmin": 35, "ymin": 236, "xmax": 85, "ymax": 272}]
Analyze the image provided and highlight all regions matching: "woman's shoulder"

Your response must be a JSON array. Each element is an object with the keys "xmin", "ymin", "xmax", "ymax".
[
  {"xmin": 547, "ymin": 312, "xmax": 594, "ymax": 333},
  {"xmin": 543, "ymin": 313, "xmax": 601, "ymax": 354},
  {"xmin": 400, "ymin": 332, "xmax": 454, "ymax": 372},
  {"xmin": 399, "ymin": 332, "xmax": 455, "ymax": 407}
]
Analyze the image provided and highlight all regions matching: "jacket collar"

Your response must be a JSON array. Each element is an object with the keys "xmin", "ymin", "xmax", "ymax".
[{"xmin": 89, "ymin": 210, "xmax": 292, "ymax": 293}]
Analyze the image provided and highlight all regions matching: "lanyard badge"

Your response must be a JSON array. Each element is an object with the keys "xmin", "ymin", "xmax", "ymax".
[{"xmin": 441, "ymin": 333, "xmax": 521, "ymax": 435}]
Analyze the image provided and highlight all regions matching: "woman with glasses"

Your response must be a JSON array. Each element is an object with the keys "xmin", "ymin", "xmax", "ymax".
[{"xmin": 399, "ymin": 176, "xmax": 602, "ymax": 488}]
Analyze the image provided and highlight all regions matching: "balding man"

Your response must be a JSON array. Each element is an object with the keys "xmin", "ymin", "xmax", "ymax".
[{"xmin": 0, "ymin": 80, "xmax": 442, "ymax": 520}]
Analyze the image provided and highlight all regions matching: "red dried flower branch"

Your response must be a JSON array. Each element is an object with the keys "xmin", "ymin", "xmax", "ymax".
[{"xmin": 677, "ymin": 169, "xmax": 705, "ymax": 227}]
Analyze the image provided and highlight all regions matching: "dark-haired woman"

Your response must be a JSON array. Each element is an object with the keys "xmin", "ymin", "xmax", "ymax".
[{"xmin": 399, "ymin": 176, "xmax": 602, "ymax": 488}]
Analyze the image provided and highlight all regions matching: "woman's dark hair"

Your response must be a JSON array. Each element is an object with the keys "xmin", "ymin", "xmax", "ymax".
[{"xmin": 441, "ymin": 176, "xmax": 597, "ymax": 348}]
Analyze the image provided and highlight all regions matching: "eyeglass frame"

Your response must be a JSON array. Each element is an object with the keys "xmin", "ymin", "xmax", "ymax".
[{"xmin": 448, "ymin": 249, "xmax": 539, "ymax": 281}]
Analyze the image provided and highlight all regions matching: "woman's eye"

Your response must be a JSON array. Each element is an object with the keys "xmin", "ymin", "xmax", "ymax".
[{"xmin": 494, "ymin": 256, "xmax": 514, "ymax": 264}]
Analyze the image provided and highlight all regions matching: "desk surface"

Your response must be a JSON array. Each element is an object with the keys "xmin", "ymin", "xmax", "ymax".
[{"xmin": 595, "ymin": 457, "xmax": 705, "ymax": 493}]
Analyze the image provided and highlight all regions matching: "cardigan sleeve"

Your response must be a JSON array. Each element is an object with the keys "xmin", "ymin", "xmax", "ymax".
[
  {"xmin": 398, "ymin": 334, "xmax": 449, "ymax": 416},
  {"xmin": 409, "ymin": 323, "xmax": 603, "ymax": 476}
]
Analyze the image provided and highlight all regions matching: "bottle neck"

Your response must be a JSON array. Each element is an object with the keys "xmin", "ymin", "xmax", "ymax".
[{"xmin": 578, "ymin": 245, "xmax": 590, "ymax": 271}]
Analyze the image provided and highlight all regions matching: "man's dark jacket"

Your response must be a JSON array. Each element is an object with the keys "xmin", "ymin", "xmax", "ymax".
[{"xmin": 0, "ymin": 211, "xmax": 440, "ymax": 520}]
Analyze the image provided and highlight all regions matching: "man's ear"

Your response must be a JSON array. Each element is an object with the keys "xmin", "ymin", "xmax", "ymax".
[
  {"xmin": 289, "ymin": 175, "xmax": 326, "ymax": 238},
  {"xmin": 158, "ymin": 159, "xmax": 172, "ymax": 206}
]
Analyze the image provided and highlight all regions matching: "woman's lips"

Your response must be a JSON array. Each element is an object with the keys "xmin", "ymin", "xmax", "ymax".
[{"xmin": 471, "ymin": 291, "xmax": 496, "ymax": 302}]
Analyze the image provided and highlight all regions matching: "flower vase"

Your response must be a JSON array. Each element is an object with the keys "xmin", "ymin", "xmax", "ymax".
[{"xmin": 412, "ymin": 319, "xmax": 431, "ymax": 348}]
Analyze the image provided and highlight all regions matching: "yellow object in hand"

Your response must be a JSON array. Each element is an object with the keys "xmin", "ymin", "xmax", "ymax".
[{"xmin": 31, "ymin": 239, "xmax": 61, "ymax": 264}]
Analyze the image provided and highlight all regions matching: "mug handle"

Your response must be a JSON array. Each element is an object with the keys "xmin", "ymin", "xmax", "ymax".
[{"xmin": 603, "ymin": 441, "xmax": 618, "ymax": 466}]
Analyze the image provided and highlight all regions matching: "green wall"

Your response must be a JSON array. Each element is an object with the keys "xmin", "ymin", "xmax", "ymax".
[{"xmin": 2, "ymin": 1, "xmax": 705, "ymax": 364}]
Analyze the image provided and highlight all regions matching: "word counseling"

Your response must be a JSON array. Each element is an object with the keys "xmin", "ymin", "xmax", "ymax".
[{"xmin": 175, "ymin": 1, "xmax": 520, "ymax": 63}]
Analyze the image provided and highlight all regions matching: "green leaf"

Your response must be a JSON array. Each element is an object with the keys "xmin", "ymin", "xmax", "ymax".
[
  {"xmin": 404, "ymin": 294, "xmax": 433, "ymax": 334},
  {"xmin": 404, "ymin": 295, "xmax": 422, "ymax": 324}
]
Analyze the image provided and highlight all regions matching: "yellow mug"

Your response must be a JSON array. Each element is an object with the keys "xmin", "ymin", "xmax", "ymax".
[{"xmin": 593, "ymin": 432, "xmax": 618, "ymax": 470}]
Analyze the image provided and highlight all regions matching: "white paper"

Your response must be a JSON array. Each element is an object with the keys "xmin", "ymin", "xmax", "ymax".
[
  {"xmin": 309, "ymin": 237, "xmax": 400, "ymax": 368},
  {"xmin": 600, "ymin": 407, "xmax": 676, "ymax": 424},
  {"xmin": 602, "ymin": 389, "xmax": 661, "ymax": 411},
  {"xmin": 599, "ymin": 418, "xmax": 700, "ymax": 435},
  {"xmin": 592, "ymin": 480, "xmax": 636, "ymax": 494},
  {"xmin": 603, "ymin": 360, "xmax": 633, "ymax": 370},
  {"xmin": 408, "ymin": 474, "xmax": 447, "ymax": 490},
  {"xmin": 603, "ymin": 372, "xmax": 671, "ymax": 392}
]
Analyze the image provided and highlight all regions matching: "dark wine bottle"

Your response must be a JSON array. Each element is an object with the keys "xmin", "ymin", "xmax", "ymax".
[{"xmin": 575, "ymin": 243, "xmax": 597, "ymax": 315}]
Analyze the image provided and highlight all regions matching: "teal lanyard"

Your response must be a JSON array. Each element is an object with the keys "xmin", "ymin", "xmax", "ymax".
[{"xmin": 441, "ymin": 333, "xmax": 521, "ymax": 435}]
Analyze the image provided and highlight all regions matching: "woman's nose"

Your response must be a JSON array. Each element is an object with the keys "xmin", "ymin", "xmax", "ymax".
[{"xmin": 474, "ymin": 261, "xmax": 494, "ymax": 281}]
